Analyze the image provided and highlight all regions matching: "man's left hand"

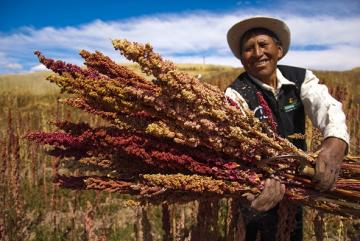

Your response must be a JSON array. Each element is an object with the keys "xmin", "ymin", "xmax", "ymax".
[{"xmin": 314, "ymin": 137, "xmax": 347, "ymax": 191}]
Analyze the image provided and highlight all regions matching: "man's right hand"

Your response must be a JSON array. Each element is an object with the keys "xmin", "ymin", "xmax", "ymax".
[{"xmin": 244, "ymin": 178, "xmax": 285, "ymax": 212}]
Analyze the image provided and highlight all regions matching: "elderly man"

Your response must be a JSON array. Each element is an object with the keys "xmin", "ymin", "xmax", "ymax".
[{"xmin": 225, "ymin": 17, "xmax": 349, "ymax": 241}]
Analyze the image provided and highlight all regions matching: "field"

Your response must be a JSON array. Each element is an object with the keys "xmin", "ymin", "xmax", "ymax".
[{"xmin": 0, "ymin": 64, "xmax": 359, "ymax": 240}]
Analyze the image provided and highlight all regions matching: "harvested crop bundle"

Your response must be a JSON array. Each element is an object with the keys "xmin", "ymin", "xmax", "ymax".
[{"xmin": 27, "ymin": 39, "xmax": 360, "ymax": 217}]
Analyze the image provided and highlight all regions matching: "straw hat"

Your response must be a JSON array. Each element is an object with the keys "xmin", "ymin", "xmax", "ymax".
[{"xmin": 227, "ymin": 16, "xmax": 290, "ymax": 60}]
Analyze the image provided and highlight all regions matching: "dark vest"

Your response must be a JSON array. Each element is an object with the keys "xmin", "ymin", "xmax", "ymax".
[{"xmin": 228, "ymin": 65, "xmax": 307, "ymax": 150}]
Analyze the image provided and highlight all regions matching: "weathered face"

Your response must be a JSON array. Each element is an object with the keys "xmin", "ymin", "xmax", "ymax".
[{"xmin": 240, "ymin": 33, "xmax": 283, "ymax": 82}]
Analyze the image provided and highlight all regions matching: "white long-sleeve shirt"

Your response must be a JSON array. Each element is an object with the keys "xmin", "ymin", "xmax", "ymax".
[{"xmin": 224, "ymin": 68, "xmax": 350, "ymax": 144}]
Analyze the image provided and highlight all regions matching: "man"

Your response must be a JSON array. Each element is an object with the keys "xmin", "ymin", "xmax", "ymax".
[{"xmin": 225, "ymin": 17, "xmax": 349, "ymax": 241}]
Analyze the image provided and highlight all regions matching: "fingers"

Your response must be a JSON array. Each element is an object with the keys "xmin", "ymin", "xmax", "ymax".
[
  {"xmin": 314, "ymin": 157, "xmax": 340, "ymax": 191},
  {"xmin": 243, "ymin": 193, "xmax": 256, "ymax": 202},
  {"xmin": 251, "ymin": 179, "xmax": 271, "ymax": 210},
  {"xmin": 314, "ymin": 158, "xmax": 325, "ymax": 182},
  {"xmin": 314, "ymin": 138, "xmax": 346, "ymax": 191},
  {"xmin": 313, "ymin": 158, "xmax": 326, "ymax": 189},
  {"xmin": 253, "ymin": 179, "xmax": 285, "ymax": 212},
  {"xmin": 251, "ymin": 179, "xmax": 285, "ymax": 212},
  {"xmin": 316, "ymin": 167, "xmax": 339, "ymax": 191}
]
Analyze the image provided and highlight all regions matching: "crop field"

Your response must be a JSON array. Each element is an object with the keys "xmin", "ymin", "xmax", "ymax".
[{"xmin": 0, "ymin": 64, "xmax": 359, "ymax": 240}]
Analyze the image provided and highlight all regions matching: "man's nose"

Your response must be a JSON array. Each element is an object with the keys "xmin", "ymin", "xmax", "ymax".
[{"xmin": 253, "ymin": 45, "xmax": 263, "ymax": 57}]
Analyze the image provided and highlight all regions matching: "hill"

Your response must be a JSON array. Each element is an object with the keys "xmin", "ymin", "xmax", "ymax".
[
  {"xmin": 0, "ymin": 63, "xmax": 237, "ymax": 93},
  {"xmin": 0, "ymin": 64, "xmax": 359, "ymax": 103}
]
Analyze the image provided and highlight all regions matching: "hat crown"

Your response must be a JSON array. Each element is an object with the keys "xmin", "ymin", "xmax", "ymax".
[{"xmin": 227, "ymin": 17, "xmax": 290, "ymax": 60}]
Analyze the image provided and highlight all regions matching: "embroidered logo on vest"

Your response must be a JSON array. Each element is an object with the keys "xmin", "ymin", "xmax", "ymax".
[{"xmin": 282, "ymin": 98, "xmax": 301, "ymax": 112}]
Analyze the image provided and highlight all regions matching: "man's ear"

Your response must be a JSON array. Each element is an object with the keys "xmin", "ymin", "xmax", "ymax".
[
  {"xmin": 277, "ymin": 45, "xmax": 284, "ymax": 59},
  {"xmin": 240, "ymin": 55, "xmax": 246, "ymax": 67}
]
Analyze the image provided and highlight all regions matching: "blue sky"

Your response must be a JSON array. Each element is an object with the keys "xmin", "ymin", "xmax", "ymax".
[{"xmin": 1, "ymin": 0, "xmax": 360, "ymax": 73}]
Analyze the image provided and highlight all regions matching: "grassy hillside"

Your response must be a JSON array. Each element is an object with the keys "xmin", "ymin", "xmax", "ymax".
[
  {"xmin": 1, "ymin": 65, "xmax": 358, "ymax": 101},
  {"xmin": 0, "ymin": 63, "xmax": 238, "ymax": 93},
  {"xmin": 0, "ymin": 72, "xmax": 58, "ymax": 96}
]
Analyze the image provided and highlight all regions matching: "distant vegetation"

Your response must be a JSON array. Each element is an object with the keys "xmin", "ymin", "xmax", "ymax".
[{"xmin": 2, "ymin": 65, "xmax": 358, "ymax": 102}]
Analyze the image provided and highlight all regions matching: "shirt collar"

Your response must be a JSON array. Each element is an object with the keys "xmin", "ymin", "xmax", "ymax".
[{"xmin": 248, "ymin": 68, "xmax": 295, "ymax": 93}]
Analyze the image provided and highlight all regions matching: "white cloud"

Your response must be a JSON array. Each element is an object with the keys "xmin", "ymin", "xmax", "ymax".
[
  {"xmin": 285, "ymin": 16, "xmax": 360, "ymax": 46},
  {"xmin": 29, "ymin": 64, "xmax": 47, "ymax": 72},
  {"xmin": 0, "ymin": 52, "xmax": 24, "ymax": 72},
  {"xmin": 5, "ymin": 63, "xmax": 23, "ymax": 70},
  {"xmin": 0, "ymin": 10, "xmax": 359, "ymax": 73},
  {"xmin": 283, "ymin": 45, "xmax": 360, "ymax": 70}
]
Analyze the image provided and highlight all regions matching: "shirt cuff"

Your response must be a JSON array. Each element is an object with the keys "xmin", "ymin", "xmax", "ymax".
[{"xmin": 323, "ymin": 124, "xmax": 350, "ymax": 147}]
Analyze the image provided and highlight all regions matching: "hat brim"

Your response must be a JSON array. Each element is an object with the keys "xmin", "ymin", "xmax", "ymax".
[{"xmin": 227, "ymin": 17, "xmax": 290, "ymax": 60}]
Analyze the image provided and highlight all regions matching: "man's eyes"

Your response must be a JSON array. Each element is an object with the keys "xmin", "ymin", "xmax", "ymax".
[{"xmin": 244, "ymin": 43, "xmax": 268, "ymax": 51}]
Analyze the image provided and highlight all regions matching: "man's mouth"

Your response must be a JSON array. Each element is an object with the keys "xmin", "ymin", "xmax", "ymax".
[{"xmin": 254, "ymin": 59, "xmax": 269, "ymax": 67}]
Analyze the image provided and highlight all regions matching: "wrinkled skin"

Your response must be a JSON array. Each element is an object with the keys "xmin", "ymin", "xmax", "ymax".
[
  {"xmin": 314, "ymin": 137, "xmax": 347, "ymax": 191},
  {"xmin": 245, "ymin": 179, "xmax": 285, "ymax": 212},
  {"xmin": 240, "ymin": 32, "xmax": 283, "ymax": 88}
]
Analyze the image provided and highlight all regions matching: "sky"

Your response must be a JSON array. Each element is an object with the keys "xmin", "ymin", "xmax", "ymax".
[{"xmin": 1, "ymin": 0, "xmax": 360, "ymax": 74}]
